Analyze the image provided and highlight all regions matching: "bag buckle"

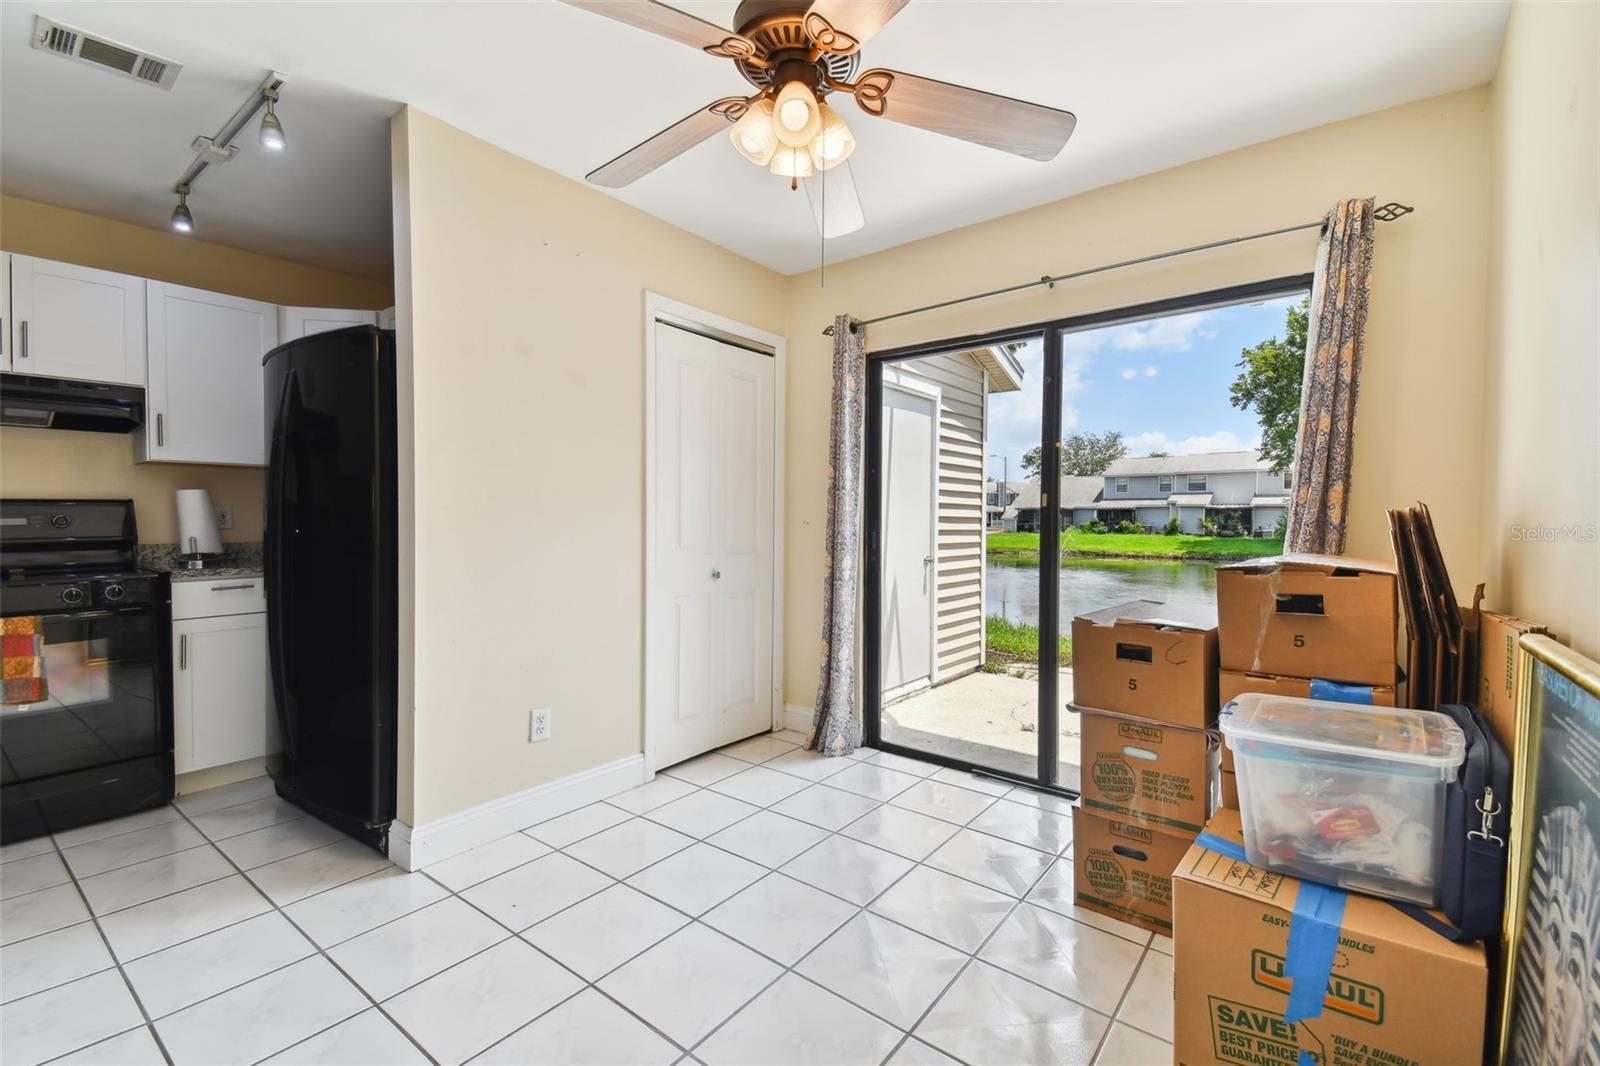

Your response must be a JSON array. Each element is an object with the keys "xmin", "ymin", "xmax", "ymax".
[{"xmin": 1469, "ymin": 787, "xmax": 1504, "ymax": 846}]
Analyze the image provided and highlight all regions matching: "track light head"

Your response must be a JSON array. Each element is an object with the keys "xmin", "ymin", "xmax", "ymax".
[
  {"xmin": 259, "ymin": 89, "xmax": 286, "ymax": 151},
  {"xmin": 170, "ymin": 185, "xmax": 194, "ymax": 233}
]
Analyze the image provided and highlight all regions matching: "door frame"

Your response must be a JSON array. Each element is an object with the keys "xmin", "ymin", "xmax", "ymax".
[
  {"xmin": 863, "ymin": 275, "xmax": 1316, "ymax": 794},
  {"xmin": 878, "ymin": 370, "xmax": 942, "ymax": 698},
  {"xmin": 643, "ymin": 293, "xmax": 786, "ymax": 777}
]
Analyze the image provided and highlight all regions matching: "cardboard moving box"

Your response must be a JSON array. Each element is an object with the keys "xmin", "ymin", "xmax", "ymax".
[
  {"xmin": 1219, "ymin": 769, "xmax": 1238, "ymax": 811},
  {"xmin": 1072, "ymin": 601, "xmax": 1219, "ymax": 728},
  {"xmin": 1078, "ymin": 709, "xmax": 1216, "ymax": 834},
  {"xmin": 1173, "ymin": 809, "xmax": 1486, "ymax": 1066},
  {"xmin": 1073, "ymin": 806, "xmax": 1194, "ymax": 936},
  {"xmin": 1216, "ymin": 670, "xmax": 1396, "ymax": 772},
  {"xmin": 1476, "ymin": 609, "xmax": 1547, "ymax": 755},
  {"xmin": 1216, "ymin": 555, "xmax": 1398, "ymax": 686}
]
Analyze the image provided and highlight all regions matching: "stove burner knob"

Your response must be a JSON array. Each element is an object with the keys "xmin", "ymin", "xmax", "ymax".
[
  {"xmin": 103, "ymin": 583, "xmax": 127, "ymax": 603},
  {"xmin": 60, "ymin": 586, "xmax": 86, "ymax": 606}
]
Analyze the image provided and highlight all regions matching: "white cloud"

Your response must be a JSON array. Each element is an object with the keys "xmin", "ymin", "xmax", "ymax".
[
  {"xmin": 1144, "ymin": 366, "xmax": 1158, "ymax": 378},
  {"xmin": 1124, "ymin": 429, "xmax": 1261, "ymax": 456},
  {"xmin": 1110, "ymin": 311, "xmax": 1219, "ymax": 353},
  {"xmin": 1120, "ymin": 368, "xmax": 1137, "ymax": 380}
]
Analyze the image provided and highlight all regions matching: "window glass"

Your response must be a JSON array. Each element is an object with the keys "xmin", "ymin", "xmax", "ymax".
[
  {"xmin": 1188, "ymin": 474, "xmax": 1207, "ymax": 492},
  {"xmin": 1115, "ymin": 478, "xmax": 1128, "ymax": 493},
  {"xmin": 1159, "ymin": 475, "xmax": 1173, "ymax": 493}
]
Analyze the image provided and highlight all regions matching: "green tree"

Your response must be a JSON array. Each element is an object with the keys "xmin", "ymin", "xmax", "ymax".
[
  {"xmin": 1230, "ymin": 296, "xmax": 1309, "ymax": 474},
  {"xmin": 1022, "ymin": 431, "xmax": 1128, "ymax": 479}
]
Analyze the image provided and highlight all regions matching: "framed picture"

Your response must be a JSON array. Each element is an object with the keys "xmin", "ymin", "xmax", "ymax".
[{"xmin": 1499, "ymin": 634, "xmax": 1600, "ymax": 1065}]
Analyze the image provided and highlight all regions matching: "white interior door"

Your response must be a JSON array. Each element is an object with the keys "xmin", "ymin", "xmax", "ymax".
[
  {"xmin": 880, "ymin": 380, "xmax": 938, "ymax": 695},
  {"xmin": 651, "ymin": 322, "xmax": 776, "ymax": 768}
]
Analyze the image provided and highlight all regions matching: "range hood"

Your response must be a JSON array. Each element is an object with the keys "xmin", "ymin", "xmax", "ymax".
[{"xmin": 0, "ymin": 373, "xmax": 145, "ymax": 433}]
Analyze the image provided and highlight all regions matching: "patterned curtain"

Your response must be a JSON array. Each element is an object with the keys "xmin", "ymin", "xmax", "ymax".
[
  {"xmin": 809, "ymin": 316, "xmax": 866, "ymax": 756},
  {"xmin": 1286, "ymin": 198, "xmax": 1377, "ymax": 554}
]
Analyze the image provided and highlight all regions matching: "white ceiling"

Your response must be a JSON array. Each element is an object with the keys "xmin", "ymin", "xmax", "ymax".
[{"xmin": 1, "ymin": 2, "xmax": 1509, "ymax": 279}]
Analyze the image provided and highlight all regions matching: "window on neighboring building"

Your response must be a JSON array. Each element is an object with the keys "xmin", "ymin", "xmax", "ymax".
[
  {"xmin": 1115, "ymin": 477, "xmax": 1128, "ymax": 494},
  {"xmin": 1159, "ymin": 475, "xmax": 1173, "ymax": 493},
  {"xmin": 1283, "ymin": 471, "xmax": 1293, "ymax": 489},
  {"xmin": 1188, "ymin": 474, "xmax": 1208, "ymax": 492}
]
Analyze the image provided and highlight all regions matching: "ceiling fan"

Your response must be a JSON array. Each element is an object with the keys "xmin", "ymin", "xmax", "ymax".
[{"xmin": 561, "ymin": 0, "xmax": 1076, "ymax": 238}]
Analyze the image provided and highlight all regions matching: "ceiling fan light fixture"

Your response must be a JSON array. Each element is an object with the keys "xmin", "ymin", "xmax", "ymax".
[
  {"xmin": 729, "ymin": 98, "xmax": 777, "ymax": 165},
  {"xmin": 772, "ymin": 80, "xmax": 821, "ymax": 148},
  {"xmin": 769, "ymin": 145, "xmax": 814, "ymax": 178},
  {"xmin": 808, "ymin": 101, "xmax": 855, "ymax": 170}
]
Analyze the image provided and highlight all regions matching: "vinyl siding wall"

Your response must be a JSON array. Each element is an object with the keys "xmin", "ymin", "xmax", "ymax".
[{"xmin": 883, "ymin": 353, "xmax": 988, "ymax": 681}]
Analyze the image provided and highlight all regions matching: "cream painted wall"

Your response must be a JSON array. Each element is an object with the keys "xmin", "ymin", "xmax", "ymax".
[
  {"xmin": 393, "ymin": 108, "xmax": 789, "ymax": 826},
  {"xmin": 1482, "ymin": 2, "xmax": 1600, "ymax": 660},
  {"xmin": 781, "ymin": 88, "xmax": 1493, "ymax": 709},
  {"xmin": 0, "ymin": 196, "xmax": 394, "ymax": 544}
]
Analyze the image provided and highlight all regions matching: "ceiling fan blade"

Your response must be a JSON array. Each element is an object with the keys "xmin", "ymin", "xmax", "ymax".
[
  {"xmin": 802, "ymin": 0, "xmax": 908, "ymax": 55},
  {"xmin": 560, "ymin": 0, "xmax": 757, "ymax": 60},
  {"xmin": 586, "ymin": 98, "xmax": 748, "ymax": 188},
  {"xmin": 849, "ymin": 69, "xmax": 1075, "ymax": 162},
  {"xmin": 802, "ymin": 162, "xmax": 865, "ymax": 239}
]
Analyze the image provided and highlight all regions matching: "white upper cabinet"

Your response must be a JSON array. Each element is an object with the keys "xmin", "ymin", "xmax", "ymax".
[
  {"xmin": 8, "ymin": 254, "xmax": 146, "ymax": 385},
  {"xmin": 140, "ymin": 281, "xmax": 278, "ymax": 466},
  {"xmin": 278, "ymin": 305, "xmax": 377, "ymax": 340}
]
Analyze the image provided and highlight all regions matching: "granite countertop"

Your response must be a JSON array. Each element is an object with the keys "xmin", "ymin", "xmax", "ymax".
[{"xmin": 140, "ymin": 543, "xmax": 264, "ymax": 582}]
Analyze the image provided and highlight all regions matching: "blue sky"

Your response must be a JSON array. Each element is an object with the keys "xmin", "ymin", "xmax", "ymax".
[{"xmin": 982, "ymin": 294, "xmax": 1302, "ymax": 485}]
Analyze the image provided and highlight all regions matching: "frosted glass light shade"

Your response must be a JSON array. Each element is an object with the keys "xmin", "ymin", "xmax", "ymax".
[
  {"xmin": 769, "ymin": 145, "xmax": 814, "ymax": 178},
  {"xmin": 729, "ymin": 99, "xmax": 777, "ymax": 165},
  {"xmin": 808, "ymin": 102, "xmax": 855, "ymax": 171},
  {"xmin": 772, "ymin": 80, "xmax": 821, "ymax": 147}
]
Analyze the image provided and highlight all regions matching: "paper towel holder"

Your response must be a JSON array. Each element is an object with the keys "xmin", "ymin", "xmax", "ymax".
[{"xmin": 175, "ymin": 488, "xmax": 223, "ymax": 571}]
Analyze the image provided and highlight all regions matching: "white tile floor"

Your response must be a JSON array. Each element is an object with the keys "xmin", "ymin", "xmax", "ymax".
[{"xmin": 0, "ymin": 734, "xmax": 1174, "ymax": 1065}]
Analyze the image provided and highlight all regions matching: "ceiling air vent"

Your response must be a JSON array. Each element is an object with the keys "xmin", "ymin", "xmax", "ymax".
[{"xmin": 30, "ymin": 16, "xmax": 182, "ymax": 91}]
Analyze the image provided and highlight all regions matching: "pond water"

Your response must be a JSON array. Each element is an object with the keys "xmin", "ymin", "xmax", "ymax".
[{"xmin": 987, "ymin": 556, "xmax": 1219, "ymax": 626}]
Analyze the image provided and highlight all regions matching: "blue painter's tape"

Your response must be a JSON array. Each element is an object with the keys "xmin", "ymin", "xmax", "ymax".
[
  {"xmin": 1298, "ymin": 1051, "xmax": 1317, "ymax": 1066},
  {"xmin": 1308, "ymin": 678, "xmax": 1374, "ymax": 705},
  {"xmin": 1283, "ymin": 880, "xmax": 1348, "ymax": 1024},
  {"xmin": 1196, "ymin": 831, "xmax": 1248, "ymax": 862}
]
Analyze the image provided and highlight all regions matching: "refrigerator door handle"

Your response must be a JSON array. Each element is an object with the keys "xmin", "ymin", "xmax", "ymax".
[{"xmin": 265, "ymin": 367, "xmax": 297, "ymax": 761}]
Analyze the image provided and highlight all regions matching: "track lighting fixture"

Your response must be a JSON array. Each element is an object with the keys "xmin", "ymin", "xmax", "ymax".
[
  {"xmin": 170, "ymin": 185, "xmax": 194, "ymax": 233},
  {"xmin": 259, "ymin": 88, "xmax": 286, "ymax": 151}
]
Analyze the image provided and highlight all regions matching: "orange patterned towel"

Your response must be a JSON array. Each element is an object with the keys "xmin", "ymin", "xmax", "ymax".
[{"xmin": 2, "ymin": 616, "xmax": 47, "ymax": 705}]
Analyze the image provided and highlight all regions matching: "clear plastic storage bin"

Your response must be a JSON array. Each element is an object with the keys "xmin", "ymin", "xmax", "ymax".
[{"xmin": 1220, "ymin": 693, "xmax": 1465, "ymax": 905}]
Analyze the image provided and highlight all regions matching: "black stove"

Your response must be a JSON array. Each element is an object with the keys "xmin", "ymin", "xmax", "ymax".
[{"xmin": 1, "ymin": 500, "xmax": 173, "ymax": 843}]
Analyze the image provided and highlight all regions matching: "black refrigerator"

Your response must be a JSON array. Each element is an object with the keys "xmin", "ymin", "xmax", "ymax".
[{"xmin": 264, "ymin": 325, "xmax": 397, "ymax": 853}]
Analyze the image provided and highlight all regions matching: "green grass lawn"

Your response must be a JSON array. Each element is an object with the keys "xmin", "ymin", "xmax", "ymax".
[
  {"xmin": 987, "ymin": 529, "xmax": 1283, "ymax": 560},
  {"xmin": 984, "ymin": 615, "xmax": 1071, "ymax": 668}
]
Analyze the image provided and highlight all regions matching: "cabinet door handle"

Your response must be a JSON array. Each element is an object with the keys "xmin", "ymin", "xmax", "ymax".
[
  {"xmin": 156, "ymin": 413, "xmax": 164, "ymax": 447},
  {"xmin": 18, "ymin": 321, "xmax": 27, "ymax": 359},
  {"xmin": 209, "ymin": 584, "xmax": 255, "ymax": 592},
  {"xmin": 179, "ymin": 633, "xmax": 187, "ymax": 670}
]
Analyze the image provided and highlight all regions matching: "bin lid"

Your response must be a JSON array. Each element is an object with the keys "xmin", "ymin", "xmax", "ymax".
[{"xmin": 1220, "ymin": 693, "xmax": 1466, "ymax": 769}]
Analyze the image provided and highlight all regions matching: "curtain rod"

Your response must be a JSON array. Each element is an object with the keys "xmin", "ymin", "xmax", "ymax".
[{"xmin": 822, "ymin": 202, "xmax": 1415, "ymax": 337}]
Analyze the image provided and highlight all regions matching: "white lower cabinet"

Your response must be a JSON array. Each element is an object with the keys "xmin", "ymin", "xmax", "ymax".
[{"xmin": 172, "ymin": 578, "xmax": 279, "ymax": 774}]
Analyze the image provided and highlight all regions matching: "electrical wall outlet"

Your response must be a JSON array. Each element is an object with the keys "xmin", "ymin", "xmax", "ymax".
[
  {"xmin": 215, "ymin": 505, "xmax": 234, "ymax": 531},
  {"xmin": 530, "ymin": 707, "xmax": 552, "ymax": 743}
]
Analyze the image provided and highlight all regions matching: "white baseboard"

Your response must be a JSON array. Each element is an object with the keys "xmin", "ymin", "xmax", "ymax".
[
  {"xmin": 388, "ymin": 754, "xmax": 648, "ymax": 871},
  {"xmin": 782, "ymin": 703, "xmax": 812, "ymax": 735}
]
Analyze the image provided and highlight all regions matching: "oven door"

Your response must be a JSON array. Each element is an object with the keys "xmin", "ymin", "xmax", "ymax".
[{"xmin": 1, "ymin": 606, "xmax": 172, "ymax": 841}]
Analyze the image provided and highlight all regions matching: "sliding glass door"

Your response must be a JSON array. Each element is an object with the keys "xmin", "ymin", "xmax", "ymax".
[{"xmin": 865, "ymin": 277, "xmax": 1314, "ymax": 794}]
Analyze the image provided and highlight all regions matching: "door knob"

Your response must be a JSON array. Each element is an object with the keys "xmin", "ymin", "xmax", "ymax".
[{"xmin": 711, "ymin": 569, "xmax": 722, "ymax": 580}]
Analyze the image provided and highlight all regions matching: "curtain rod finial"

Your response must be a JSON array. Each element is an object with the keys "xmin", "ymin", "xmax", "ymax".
[{"xmin": 1373, "ymin": 202, "xmax": 1414, "ymax": 222}]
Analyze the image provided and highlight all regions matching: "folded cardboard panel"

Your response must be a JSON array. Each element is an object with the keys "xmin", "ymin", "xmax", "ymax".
[
  {"xmin": 1476, "ymin": 609, "xmax": 1547, "ymax": 755},
  {"xmin": 1078, "ymin": 709, "xmax": 1216, "ymax": 835},
  {"xmin": 1072, "ymin": 806, "xmax": 1194, "ymax": 937},
  {"xmin": 1173, "ymin": 810, "xmax": 1486, "ymax": 1066},
  {"xmin": 1216, "ymin": 554, "xmax": 1398, "ymax": 686},
  {"xmin": 1216, "ymin": 670, "xmax": 1396, "ymax": 772},
  {"xmin": 1219, "ymin": 769, "xmax": 1238, "ymax": 811},
  {"xmin": 1070, "ymin": 601, "xmax": 1219, "ymax": 728}
]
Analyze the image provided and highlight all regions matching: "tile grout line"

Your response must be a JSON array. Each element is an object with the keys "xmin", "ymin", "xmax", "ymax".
[
  {"xmin": 161, "ymin": 803, "xmax": 445, "ymax": 1066},
  {"xmin": 40, "ymin": 826, "xmax": 178, "ymax": 1066}
]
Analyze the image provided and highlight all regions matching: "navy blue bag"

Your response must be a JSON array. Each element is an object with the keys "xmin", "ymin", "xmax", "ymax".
[{"xmin": 1394, "ymin": 702, "xmax": 1510, "ymax": 942}]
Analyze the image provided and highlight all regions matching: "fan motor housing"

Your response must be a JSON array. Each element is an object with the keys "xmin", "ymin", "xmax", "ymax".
[{"xmin": 731, "ymin": 1, "xmax": 858, "ymax": 91}]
